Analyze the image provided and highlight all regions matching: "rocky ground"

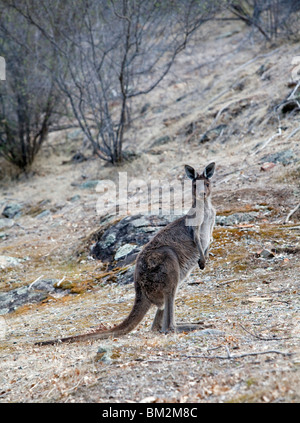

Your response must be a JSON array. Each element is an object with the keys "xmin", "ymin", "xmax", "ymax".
[{"xmin": 0, "ymin": 19, "xmax": 299, "ymax": 403}]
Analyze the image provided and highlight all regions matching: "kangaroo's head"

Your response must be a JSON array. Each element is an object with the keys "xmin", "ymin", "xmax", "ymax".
[{"xmin": 185, "ymin": 162, "xmax": 215, "ymax": 201}]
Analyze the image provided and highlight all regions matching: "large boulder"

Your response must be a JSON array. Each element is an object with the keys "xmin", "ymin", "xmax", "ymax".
[{"xmin": 90, "ymin": 214, "xmax": 179, "ymax": 268}]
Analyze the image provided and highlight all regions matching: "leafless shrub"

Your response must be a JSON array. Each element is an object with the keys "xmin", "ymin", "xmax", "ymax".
[
  {"xmin": 7, "ymin": 0, "xmax": 218, "ymax": 165},
  {"xmin": 226, "ymin": 0, "xmax": 300, "ymax": 41},
  {"xmin": 0, "ymin": 6, "xmax": 62, "ymax": 171}
]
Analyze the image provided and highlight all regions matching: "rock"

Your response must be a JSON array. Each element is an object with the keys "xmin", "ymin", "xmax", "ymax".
[
  {"xmin": 114, "ymin": 244, "xmax": 138, "ymax": 260},
  {"xmin": 200, "ymin": 125, "xmax": 227, "ymax": 143},
  {"xmin": 192, "ymin": 329, "xmax": 225, "ymax": 337},
  {"xmin": 0, "ymin": 286, "xmax": 47, "ymax": 315},
  {"xmin": 101, "ymin": 233, "xmax": 117, "ymax": 249},
  {"xmin": 176, "ymin": 94, "xmax": 188, "ymax": 102},
  {"xmin": 0, "ymin": 218, "xmax": 14, "ymax": 229},
  {"xmin": 261, "ymin": 149, "xmax": 297, "ymax": 166},
  {"xmin": 90, "ymin": 214, "xmax": 178, "ymax": 265},
  {"xmin": 0, "ymin": 278, "xmax": 69, "ymax": 314},
  {"xmin": 215, "ymin": 212, "xmax": 259, "ymax": 226},
  {"xmin": 0, "ymin": 256, "xmax": 24, "ymax": 269},
  {"xmin": 122, "ymin": 150, "xmax": 140, "ymax": 162},
  {"xmin": 89, "ymin": 214, "xmax": 180, "ymax": 284},
  {"xmin": 256, "ymin": 249, "xmax": 275, "ymax": 259},
  {"xmin": 79, "ymin": 180, "xmax": 100, "ymax": 189},
  {"xmin": 140, "ymin": 102, "xmax": 150, "ymax": 114},
  {"xmin": 68, "ymin": 194, "xmax": 81, "ymax": 202},
  {"xmin": 62, "ymin": 152, "xmax": 87, "ymax": 165},
  {"xmin": 2, "ymin": 203, "xmax": 23, "ymax": 219},
  {"xmin": 280, "ymin": 100, "xmax": 300, "ymax": 114},
  {"xmin": 36, "ymin": 210, "xmax": 51, "ymax": 219},
  {"xmin": 30, "ymin": 278, "xmax": 58, "ymax": 293},
  {"xmin": 151, "ymin": 135, "xmax": 171, "ymax": 148},
  {"xmin": 71, "ymin": 152, "xmax": 87, "ymax": 163},
  {"xmin": 95, "ymin": 347, "xmax": 112, "ymax": 363},
  {"xmin": 260, "ymin": 162, "xmax": 276, "ymax": 172}
]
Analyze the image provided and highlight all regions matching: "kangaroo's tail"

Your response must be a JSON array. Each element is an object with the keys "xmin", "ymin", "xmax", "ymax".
[{"xmin": 35, "ymin": 287, "xmax": 151, "ymax": 346}]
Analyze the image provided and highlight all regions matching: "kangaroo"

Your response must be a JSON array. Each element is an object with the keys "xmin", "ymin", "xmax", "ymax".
[{"xmin": 36, "ymin": 162, "xmax": 216, "ymax": 345}]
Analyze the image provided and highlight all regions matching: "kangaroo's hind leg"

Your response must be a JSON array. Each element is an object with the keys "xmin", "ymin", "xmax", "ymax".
[
  {"xmin": 161, "ymin": 290, "xmax": 177, "ymax": 333},
  {"xmin": 151, "ymin": 307, "xmax": 164, "ymax": 332},
  {"xmin": 160, "ymin": 293, "xmax": 206, "ymax": 333}
]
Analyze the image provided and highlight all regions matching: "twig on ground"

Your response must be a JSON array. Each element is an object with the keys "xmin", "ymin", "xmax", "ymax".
[
  {"xmin": 287, "ymin": 80, "xmax": 300, "ymax": 100},
  {"xmin": 239, "ymin": 324, "xmax": 290, "ymax": 341},
  {"xmin": 286, "ymin": 126, "xmax": 300, "ymax": 141},
  {"xmin": 285, "ymin": 203, "xmax": 300, "ymax": 223},
  {"xmin": 183, "ymin": 350, "xmax": 292, "ymax": 360},
  {"xmin": 217, "ymin": 278, "xmax": 239, "ymax": 286},
  {"xmin": 55, "ymin": 276, "xmax": 66, "ymax": 287},
  {"xmin": 252, "ymin": 122, "xmax": 282, "ymax": 155},
  {"xmin": 206, "ymin": 345, "xmax": 223, "ymax": 353},
  {"xmin": 207, "ymin": 94, "xmax": 249, "ymax": 131},
  {"xmin": 29, "ymin": 275, "xmax": 44, "ymax": 290},
  {"xmin": 225, "ymin": 345, "xmax": 231, "ymax": 358}
]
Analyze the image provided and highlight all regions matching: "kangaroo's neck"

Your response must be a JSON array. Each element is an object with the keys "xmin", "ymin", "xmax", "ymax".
[{"xmin": 185, "ymin": 196, "xmax": 210, "ymax": 229}]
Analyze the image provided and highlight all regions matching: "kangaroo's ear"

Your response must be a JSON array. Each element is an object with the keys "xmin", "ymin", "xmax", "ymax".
[
  {"xmin": 204, "ymin": 162, "xmax": 215, "ymax": 179},
  {"xmin": 185, "ymin": 165, "xmax": 197, "ymax": 180}
]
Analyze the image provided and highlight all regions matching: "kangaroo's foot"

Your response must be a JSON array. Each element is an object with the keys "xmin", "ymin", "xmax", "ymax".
[
  {"xmin": 157, "ymin": 322, "xmax": 214, "ymax": 334},
  {"xmin": 175, "ymin": 323, "xmax": 205, "ymax": 332}
]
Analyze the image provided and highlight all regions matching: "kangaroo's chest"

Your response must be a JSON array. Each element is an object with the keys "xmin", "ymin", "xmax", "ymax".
[{"xmin": 200, "ymin": 207, "xmax": 215, "ymax": 249}]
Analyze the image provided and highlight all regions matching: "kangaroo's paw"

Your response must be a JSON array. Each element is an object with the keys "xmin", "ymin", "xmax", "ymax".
[{"xmin": 198, "ymin": 259, "xmax": 205, "ymax": 270}]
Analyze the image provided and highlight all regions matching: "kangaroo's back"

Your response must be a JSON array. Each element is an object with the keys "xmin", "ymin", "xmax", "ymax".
[{"xmin": 136, "ymin": 216, "xmax": 199, "ymax": 283}]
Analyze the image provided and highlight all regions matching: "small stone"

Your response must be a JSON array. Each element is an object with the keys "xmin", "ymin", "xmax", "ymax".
[
  {"xmin": 140, "ymin": 102, "xmax": 150, "ymax": 114},
  {"xmin": 36, "ymin": 210, "xmax": 51, "ymax": 219},
  {"xmin": 2, "ymin": 203, "xmax": 23, "ymax": 219},
  {"xmin": 0, "ymin": 278, "xmax": 68, "ymax": 314},
  {"xmin": 114, "ymin": 244, "xmax": 138, "ymax": 260},
  {"xmin": 79, "ymin": 180, "xmax": 100, "ymax": 189},
  {"xmin": 0, "ymin": 218, "xmax": 14, "ymax": 229},
  {"xmin": 0, "ymin": 255, "xmax": 23, "ymax": 269},
  {"xmin": 68, "ymin": 195, "xmax": 81, "ymax": 202},
  {"xmin": 260, "ymin": 162, "xmax": 276, "ymax": 172},
  {"xmin": 151, "ymin": 135, "xmax": 171, "ymax": 148},
  {"xmin": 215, "ymin": 212, "xmax": 259, "ymax": 226},
  {"xmin": 256, "ymin": 249, "xmax": 275, "ymax": 259},
  {"xmin": 102, "ymin": 233, "xmax": 116, "ymax": 248},
  {"xmin": 31, "ymin": 278, "xmax": 58, "ymax": 293},
  {"xmin": 261, "ymin": 149, "xmax": 296, "ymax": 165},
  {"xmin": 193, "ymin": 329, "xmax": 225, "ymax": 337},
  {"xmin": 95, "ymin": 347, "xmax": 111, "ymax": 362}
]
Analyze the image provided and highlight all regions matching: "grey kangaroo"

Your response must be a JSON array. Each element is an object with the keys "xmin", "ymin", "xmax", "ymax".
[{"xmin": 36, "ymin": 162, "xmax": 215, "ymax": 345}]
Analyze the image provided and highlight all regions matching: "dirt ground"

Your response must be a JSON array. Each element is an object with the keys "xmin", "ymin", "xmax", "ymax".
[{"xmin": 0, "ymin": 19, "xmax": 299, "ymax": 403}]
